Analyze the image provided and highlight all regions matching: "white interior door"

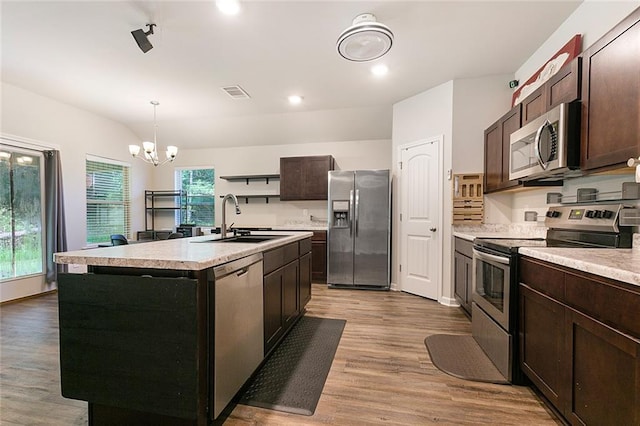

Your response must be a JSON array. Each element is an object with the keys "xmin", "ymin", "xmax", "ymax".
[{"xmin": 399, "ymin": 138, "xmax": 441, "ymax": 300}]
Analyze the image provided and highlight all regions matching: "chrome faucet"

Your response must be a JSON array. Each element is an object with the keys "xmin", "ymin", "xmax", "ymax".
[{"xmin": 221, "ymin": 193, "xmax": 241, "ymax": 238}]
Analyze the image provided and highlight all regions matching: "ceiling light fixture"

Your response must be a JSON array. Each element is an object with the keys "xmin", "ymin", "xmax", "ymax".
[
  {"xmin": 371, "ymin": 64, "xmax": 389, "ymax": 77},
  {"xmin": 131, "ymin": 23, "xmax": 156, "ymax": 53},
  {"xmin": 216, "ymin": 0, "xmax": 241, "ymax": 15},
  {"xmin": 128, "ymin": 101, "xmax": 178, "ymax": 167},
  {"xmin": 288, "ymin": 95, "xmax": 303, "ymax": 105},
  {"xmin": 337, "ymin": 13, "xmax": 394, "ymax": 62}
]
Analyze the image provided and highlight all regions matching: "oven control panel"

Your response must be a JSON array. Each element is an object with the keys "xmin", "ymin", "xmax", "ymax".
[{"xmin": 545, "ymin": 203, "xmax": 627, "ymax": 232}]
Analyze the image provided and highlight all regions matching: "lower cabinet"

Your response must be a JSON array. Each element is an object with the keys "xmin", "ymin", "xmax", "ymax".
[
  {"xmin": 453, "ymin": 237, "xmax": 473, "ymax": 315},
  {"xmin": 519, "ymin": 257, "xmax": 640, "ymax": 425},
  {"xmin": 263, "ymin": 238, "xmax": 312, "ymax": 355},
  {"xmin": 311, "ymin": 231, "xmax": 327, "ymax": 283}
]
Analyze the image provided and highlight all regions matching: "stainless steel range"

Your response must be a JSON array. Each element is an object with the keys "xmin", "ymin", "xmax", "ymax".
[{"xmin": 471, "ymin": 203, "xmax": 634, "ymax": 384}]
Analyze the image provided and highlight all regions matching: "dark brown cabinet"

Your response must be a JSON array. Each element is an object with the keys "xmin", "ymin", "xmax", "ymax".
[
  {"xmin": 262, "ymin": 238, "xmax": 312, "ymax": 355},
  {"xmin": 311, "ymin": 231, "xmax": 327, "ymax": 283},
  {"xmin": 519, "ymin": 257, "xmax": 640, "ymax": 425},
  {"xmin": 521, "ymin": 58, "xmax": 582, "ymax": 126},
  {"xmin": 453, "ymin": 237, "xmax": 473, "ymax": 315},
  {"xmin": 580, "ymin": 8, "xmax": 640, "ymax": 172},
  {"xmin": 484, "ymin": 104, "xmax": 522, "ymax": 193},
  {"xmin": 280, "ymin": 155, "xmax": 335, "ymax": 200}
]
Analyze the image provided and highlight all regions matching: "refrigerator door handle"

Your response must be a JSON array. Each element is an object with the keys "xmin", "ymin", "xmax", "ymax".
[
  {"xmin": 349, "ymin": 190, "xmax": 354, "ymax": 236},
  {"xmin": 354, "ymin": 189, "xmax": 360, "ymax": 236}
]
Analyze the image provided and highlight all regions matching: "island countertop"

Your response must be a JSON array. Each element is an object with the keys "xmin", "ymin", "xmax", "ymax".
[{"xmin": 54, "ymin": 231, "xmax": 313, "ymax": 270}]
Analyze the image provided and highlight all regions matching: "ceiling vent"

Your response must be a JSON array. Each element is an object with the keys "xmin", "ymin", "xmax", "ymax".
[{"xmin": 221, "ymin": 85, "xmax": 251, "ymax": 99}]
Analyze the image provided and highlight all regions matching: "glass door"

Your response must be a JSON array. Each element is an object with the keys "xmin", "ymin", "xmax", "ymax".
[{"xmin": 0, "ymin": 146, "xmax": 45, "ymax": 281}]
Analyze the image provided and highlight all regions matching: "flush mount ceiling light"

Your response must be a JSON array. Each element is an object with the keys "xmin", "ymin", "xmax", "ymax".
[
  {"xmin": 216, "ymin": 0, "xmax": 241, "ymax": 16},
  {"xmin": 337, "ymin": 13, "xmax": 394, "ymax": 62},
  {"xmin": 131, "ymin": 23, "xmax": 156, "ymax": 53},
  {"xmin": 288, "ymin": 95, "xmax": 303, "ymax": 105},
  {"xmin": 128, "ymin": 101, "xmax": 178, "ymax": 167}
]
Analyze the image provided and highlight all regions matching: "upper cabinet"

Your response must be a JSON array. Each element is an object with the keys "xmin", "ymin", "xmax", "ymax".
[
  {"xmin": 580, "ymin": 8, "xmax": 640, "ymax": 172},
  {"xmin": 521, "ymin": 58, "xmax": 582, "ymax": 126},
  {"xmin": 484, "ymin": 104, "xmax": 522, "ymax": 193},
  {"xmin": 280, "ymin": 155, "xmax": 335, "ymax": 200}
]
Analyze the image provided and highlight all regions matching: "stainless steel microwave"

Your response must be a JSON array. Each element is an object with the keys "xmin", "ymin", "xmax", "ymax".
[{"xmin": 509, "ymin": 101, "xmax": 580, "ymax": 181}]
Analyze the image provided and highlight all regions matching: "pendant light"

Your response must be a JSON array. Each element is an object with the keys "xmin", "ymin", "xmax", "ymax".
[{"xmin": 128, "ymin": 101, "xmax": 178, "ymax": 166}]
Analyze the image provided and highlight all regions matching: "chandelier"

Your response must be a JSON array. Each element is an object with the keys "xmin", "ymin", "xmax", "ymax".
[{"xmin": 128, "ymin": 101, "xmax": 178, "ymax": 166}]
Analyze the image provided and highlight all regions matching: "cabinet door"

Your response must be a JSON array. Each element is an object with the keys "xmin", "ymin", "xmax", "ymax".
[
  {"xmin": 521, "ymin": 87, "xmax": 546, "ymax": 126},
  {"xmin": 546, "ymin": 57, "xmax": 581, "ymax": 109},
  {"xmin": 282, "ymin": 260, "xmax": 299, "ymax": 329},
  {"xmin": 303, "ymin": 156, "xmax": 333, "ymax": 200},
  {"xmin": 263, "ymin": 269, "xmax": 283, "ymax": 354},
  {"xmin": 484, "ymin": 105, "xmax": 522, "ymax": 193},
  {"xmin": 279, "ymin": 157, "xmax": 304, "ymax": 201},
  {"xmin": 566, "ymin": 308, "xmax": 640, "ymax": 425},
  {"xmin": 581, "ymin": 9, "xmax": 640, "ymax": 171},
  {"xmin": 299, "ymin": 252, "xmax": 312, "ymax": 308},
  {"xmin": 311, "ymin": 236, "xmax": 327, "ymax": 283},
  {"xmin": 519, "ymin": 285, "xmax": 568, "ymax": 412},
  {"xmin": 484, "ymin": 121, "xmax": 502, "ymax": 193},
  {"xmin": 454, "ymin": 252, "xmax": 471, "ymax": 313}
]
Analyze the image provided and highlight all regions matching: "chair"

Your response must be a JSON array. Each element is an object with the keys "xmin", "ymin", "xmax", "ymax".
[
  {"xmin": 167, "ymin": 232, "xmax": 184, "ymax": 239},
  {"xmin": 110, "ymin": 234, "xmax": 128, "ymax": 245}
]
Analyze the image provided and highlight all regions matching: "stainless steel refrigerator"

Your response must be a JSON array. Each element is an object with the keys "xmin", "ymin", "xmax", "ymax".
[{"xmin": 327, "ymin": 170, "xmax": 390, "ymax": 289}]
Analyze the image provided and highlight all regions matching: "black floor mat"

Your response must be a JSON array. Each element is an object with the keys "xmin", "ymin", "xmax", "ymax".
[
  {"xmin": 238, "ymin": 316, "xmax": 346, "ymax": 415},
  {"xmin": 424, "ymin": 334, "xmax": 510, "ymax": 385}
]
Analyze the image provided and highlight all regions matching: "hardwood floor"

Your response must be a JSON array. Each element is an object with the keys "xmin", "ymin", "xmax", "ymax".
[{"xmin": 1, "ymin": 285, "xmax": 559, "ymax": 425}]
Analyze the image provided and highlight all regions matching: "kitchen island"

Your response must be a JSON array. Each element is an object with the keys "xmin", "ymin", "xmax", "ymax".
[{"xmin": 54, "ymin": 231, "xmax": 313, "ymax": 425}]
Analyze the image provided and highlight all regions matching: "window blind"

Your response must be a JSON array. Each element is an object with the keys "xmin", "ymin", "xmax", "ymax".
[{"xmin": 86, "ymin": 159, "xmax": 130, "ymax": 243}]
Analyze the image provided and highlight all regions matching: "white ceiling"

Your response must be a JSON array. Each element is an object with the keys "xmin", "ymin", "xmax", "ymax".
[{"xmin": 1, "ymin": 1, "xmax": 582, "ymax": 149}]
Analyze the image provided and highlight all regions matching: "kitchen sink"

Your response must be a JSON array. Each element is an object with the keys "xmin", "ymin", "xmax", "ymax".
[
  {"xmin": 194, "ymin": 235, "xmax": 286, "ymax": 244},
  {"xmin": 219, "ymin": 235, "xmax": 285, "ymax": 243}
]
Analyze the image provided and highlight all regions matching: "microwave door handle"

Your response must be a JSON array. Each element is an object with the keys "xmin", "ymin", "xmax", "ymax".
[
  {"xmin": 473, "ymin": 248, "xmax": 510, "ymax": 265},
  {"xmin": 534, "ymin": 120, "xmax": 550, "ymax": 170}
]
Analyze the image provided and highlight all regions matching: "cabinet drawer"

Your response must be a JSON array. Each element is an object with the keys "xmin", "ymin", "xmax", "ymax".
[
  {"xmin": 565, "ymin": 272, "xmax": 640, "ymax": 339},
  {"xmin": 299, "ymin": 238, "xmax": 312, "ymax": 254},
  {"xmin": 311, "ymin": 231, "xmax": 326, "ymax": 242},
  {"xmin": 263, "ymin": 242, "xmax": 299, "ymax": 275},
  {"xmin": 519, "ymin": 258, "xmax": 565, "ymax": 300},
  {"xmin": 454, "ymin": 237, "xmax": 473, "ymax": 258}
]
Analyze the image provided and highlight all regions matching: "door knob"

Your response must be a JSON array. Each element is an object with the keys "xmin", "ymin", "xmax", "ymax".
[{"xmin": 430, "ymin": 227, "xmax": 437, "ymax": 232}]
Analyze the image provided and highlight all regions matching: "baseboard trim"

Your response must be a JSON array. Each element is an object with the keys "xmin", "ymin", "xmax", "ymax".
[{"xmin": 439, "ymin": 296, "xmax": 460, "ymax": 307}]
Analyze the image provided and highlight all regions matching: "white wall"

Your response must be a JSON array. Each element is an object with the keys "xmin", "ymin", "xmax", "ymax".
[
  {"xmin": 150, "ymin": 139, "xmax": 391, "ymax": 230},
  {"xmin": 1, "ymin": 82, "xmax": 153, "ymax": 301},
  {"xmin": 392, "ymin": 80, "xmax": 454, "ymax": 301}
]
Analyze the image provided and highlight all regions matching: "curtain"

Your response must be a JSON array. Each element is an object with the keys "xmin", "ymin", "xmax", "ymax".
[{"xmin": 44, "ymin": 150, "xmax": 67, "ymax": 283}]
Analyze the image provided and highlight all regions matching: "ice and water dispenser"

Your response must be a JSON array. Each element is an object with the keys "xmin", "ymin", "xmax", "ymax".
[{"xmin": 331, "ymin": 200, "xmax": 350, "ymax": 228}]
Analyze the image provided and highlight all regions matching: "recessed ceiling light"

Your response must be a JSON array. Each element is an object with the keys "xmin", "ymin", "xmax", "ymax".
[
  {"xmin": 216, "ymin": 0, "xmax": 241, "ymax": 16},
  {"xmin": 371, "ymin": 64, "xmax": 389, "ymax": 77},
  {"xmin": 288, "ymin": 95, "xmax": 303, "ymax": 105}
]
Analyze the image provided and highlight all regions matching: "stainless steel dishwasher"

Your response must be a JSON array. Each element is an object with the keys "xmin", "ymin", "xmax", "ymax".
[{"xmin": 213, "ymin": 253, "xmax": 264, "ymax": 419}]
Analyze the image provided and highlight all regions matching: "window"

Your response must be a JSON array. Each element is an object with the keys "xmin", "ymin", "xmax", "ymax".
[
  {"xmin": 86, "ymin": 157, "xmax": 131, "ymax": 244},
  {"xmin": 176, "ymin": 168, "xmax": 215, "ymax": 226},
  {"xmin": 0, "ymin": 146, "xmax": 44, "ymax": 280}
]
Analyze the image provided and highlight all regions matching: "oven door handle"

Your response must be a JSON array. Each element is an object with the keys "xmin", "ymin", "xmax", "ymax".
[{"xmin": 473, "ymin": 248, "xmax": 510, "ymax": 265}]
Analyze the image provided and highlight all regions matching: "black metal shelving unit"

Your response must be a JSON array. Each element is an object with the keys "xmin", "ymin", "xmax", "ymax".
[{"xmin": 144, "ymin": 190, "xmax": 187, "ymax": 235}]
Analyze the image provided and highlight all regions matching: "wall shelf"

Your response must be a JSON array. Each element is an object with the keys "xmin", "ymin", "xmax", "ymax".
[
  {"xmin": 219, "ymin": 174, "xmax": 280, "ymax": 185},
  {"xmin": 219, "ymin": 194, "xmax": 280, "ymax": 204}
]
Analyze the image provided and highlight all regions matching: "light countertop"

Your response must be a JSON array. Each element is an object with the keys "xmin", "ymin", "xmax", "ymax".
[
  {"xmin": 519, "ymin": 247, "xmax": 640, "ymax": 287},
  {"xmin": 55, "ymin": 231, "xmax": 313, "ymax": 271}
]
